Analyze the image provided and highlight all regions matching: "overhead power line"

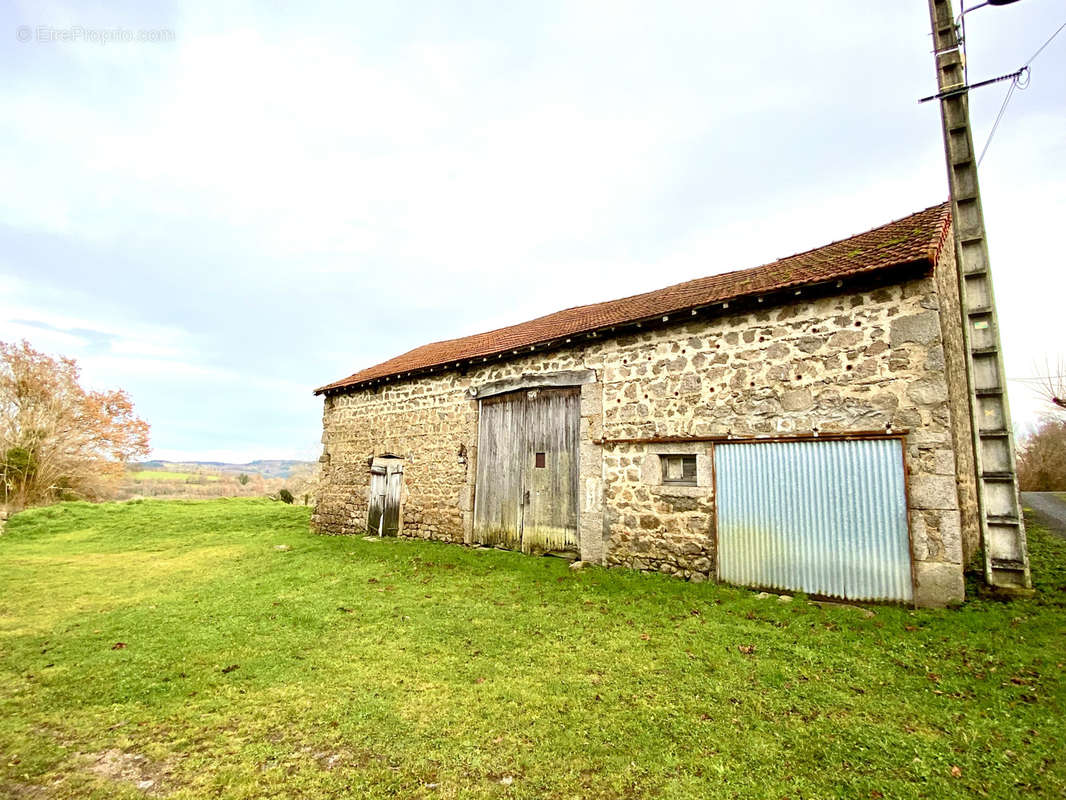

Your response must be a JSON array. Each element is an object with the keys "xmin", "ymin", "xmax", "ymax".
[
  {"xmin": 1024, "ymin": 19, "xmax": 1066, "ymax": 67},
  {"xmin": 978, "ymin": 69, "xmax": 1025, "ymax": 165},
  {"xmin": 976, "ymin": 18, "xmax": 1065, "ymax": 165}
]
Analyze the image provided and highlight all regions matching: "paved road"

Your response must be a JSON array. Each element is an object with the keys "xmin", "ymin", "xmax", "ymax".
[{"xmin": 1021, "ymin": 492, "xmax": 1066, "ymax": 539}]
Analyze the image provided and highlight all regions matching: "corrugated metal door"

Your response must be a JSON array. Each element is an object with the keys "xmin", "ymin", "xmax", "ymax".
[
  {"xmin": 715, "ymin": 439, "xmax": 912, "ymax": 603},
  {"xmin": 474, "ymin": 387, "xmax": 579, "ymax": 554}
]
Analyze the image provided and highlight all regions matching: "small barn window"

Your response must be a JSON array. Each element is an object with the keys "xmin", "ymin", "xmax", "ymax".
[
  {"xmin": 535, "ymin": 452, "xmax": 546, "ymax": 468},
  {"xmin": 661, "ymin": 454, "xmax": 697, "ymax": 486}
]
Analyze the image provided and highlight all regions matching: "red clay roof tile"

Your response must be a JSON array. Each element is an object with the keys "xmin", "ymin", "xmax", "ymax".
[{"xmin": 316, "ymin": 201, "xmax": 952, "ymax": 394}]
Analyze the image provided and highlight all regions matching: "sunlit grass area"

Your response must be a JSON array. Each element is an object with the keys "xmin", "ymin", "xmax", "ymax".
[{"xmin": 1, "ymin": 499, "xmax": 1063, "ymax": 798}]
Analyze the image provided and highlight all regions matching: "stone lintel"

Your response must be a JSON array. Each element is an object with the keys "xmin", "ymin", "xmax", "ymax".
[{"xmin": 473, "ymin": 369, "xmax": 597, "ymax": 399}]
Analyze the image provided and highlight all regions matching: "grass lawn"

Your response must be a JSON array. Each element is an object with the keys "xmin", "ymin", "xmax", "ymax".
[{"xmin": 1, "ymin": 499, "xmax": 1063, "ymax": 799}]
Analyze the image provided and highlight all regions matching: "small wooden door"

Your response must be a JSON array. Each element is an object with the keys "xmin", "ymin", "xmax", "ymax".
[
  {"xmin": 473, "ymin": 387, "xmax": 579, "ymax": 554},
  {"xmin": 367, "ymin": 458, "xmax": 403, "ymax": 536}
]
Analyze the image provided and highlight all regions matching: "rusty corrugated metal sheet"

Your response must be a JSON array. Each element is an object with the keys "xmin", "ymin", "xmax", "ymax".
[{"xmin": 715, "ymin": 439, "xmax": 912, "ymax": 603}]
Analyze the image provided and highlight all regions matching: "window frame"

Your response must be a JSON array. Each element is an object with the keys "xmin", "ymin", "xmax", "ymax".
[{"xmin": 660, "ymin": 453, "xmax": 698, "ymax": 487}]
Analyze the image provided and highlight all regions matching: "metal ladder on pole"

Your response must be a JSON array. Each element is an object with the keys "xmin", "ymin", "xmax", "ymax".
[{"xmin": 928, "ymin": 0, "xmax": 1031, "ymax": 592}]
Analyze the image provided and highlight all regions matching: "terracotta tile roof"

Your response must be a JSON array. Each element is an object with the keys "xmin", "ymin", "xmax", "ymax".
[{"xmin": 316, "ymin": 201, "xmax": 952, "ymax": 394}]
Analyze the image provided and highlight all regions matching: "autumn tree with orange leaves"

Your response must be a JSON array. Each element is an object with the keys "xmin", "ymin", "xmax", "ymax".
[{"xmin": 1, "ymin": 340, "xmax": 150, "ymax": 510}]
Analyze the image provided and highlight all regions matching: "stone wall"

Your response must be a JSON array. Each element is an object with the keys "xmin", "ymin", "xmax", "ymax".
[
  {"xmin": 932, "ymin": 239, "xmax": 981, "ymax": 566},
  {"xmin": 601, "ymin": 441, "xmax": 715, "ymax": 580},
  {"xmin": 592, "ymin": 271, "xmax": 971, "ymax": 604},
  {"xmin": 315, "ymin": 257, "xmax": 972, "ymax": 606},
  {"xmin": 313, "ymin": 375, "xmax": 476, "ymax": 542}
]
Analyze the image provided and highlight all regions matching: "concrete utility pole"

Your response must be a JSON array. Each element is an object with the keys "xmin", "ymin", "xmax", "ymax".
[{"xmin": 926, "ymin": 0, "xmax": 1031, "ymax": 593}]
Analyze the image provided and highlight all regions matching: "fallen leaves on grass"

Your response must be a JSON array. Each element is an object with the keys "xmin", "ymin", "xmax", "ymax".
[
  {"xmin": 111, "ymin": 642, "xmax": 127, "ymax": 650},
  {"xmin": 738, "ymin": 644, "xmax": 756, "ymax": 655},
  {"xmin": 221, "ymin": 664, "xmax": 240, "ymax": 674}
]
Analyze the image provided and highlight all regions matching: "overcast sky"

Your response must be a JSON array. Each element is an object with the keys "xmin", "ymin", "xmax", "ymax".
[{"xmin": 2, "ymin": 1, "xmax": 1064, "ymax": 463}]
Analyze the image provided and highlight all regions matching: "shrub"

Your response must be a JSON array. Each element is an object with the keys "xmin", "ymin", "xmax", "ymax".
[
  {"xmin": 1018, "ymin": 417, "xmax": 1066, "ymax": 491},
  {"xmin": 278, "ymin": 488, "xmax": 294, "ymax": 504}
]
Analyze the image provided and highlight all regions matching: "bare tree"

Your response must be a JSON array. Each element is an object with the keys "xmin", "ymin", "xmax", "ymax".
[
  {"xmin": 1017, "ymin": 416, "xmax": 1066, "ymax": 492},
  {"xmin": 1035, "ymin": 356, "xmax": 1066, "ymax": 413},
  {"xmin": 1, "ymin": 340, "xmax": 150, "ymax": 510}
]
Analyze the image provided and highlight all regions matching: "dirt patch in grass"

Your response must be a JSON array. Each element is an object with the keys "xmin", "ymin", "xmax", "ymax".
[
  {"xmin": 0, "ymin": 780, "xmax": 51, "ymax": 798},
  {"xmin": 87, "ymin": 748, "xmax": 171, "ymax": 794}
]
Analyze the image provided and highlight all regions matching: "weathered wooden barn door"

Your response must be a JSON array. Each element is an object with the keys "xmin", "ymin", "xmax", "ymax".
[
  {"xmin": 367, "ymin": 457, "xmax": 403, "ymax": 536},
  {"xmin": 715, "ymin": 439, "xmax": 912, "ymax": 603},
  {"xmin": 473, "ymin": 395, "xmax": 526, "ymax": 548},
  {"xmin": 524, "ymin": 388, "xmax": 580, "ymax": 554},
  {"xmin": 474, "ymin": 387, "xmax": 580, "ymax": 554}
]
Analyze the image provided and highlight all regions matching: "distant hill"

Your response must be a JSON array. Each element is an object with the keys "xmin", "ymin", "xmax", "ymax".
[{"xmin": 132, "ymin": 460, "xmax": 314, "ymax": 479}]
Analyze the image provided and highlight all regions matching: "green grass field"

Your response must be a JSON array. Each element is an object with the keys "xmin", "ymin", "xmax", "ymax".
[
  {"xmin": 1, "ymin": 499, "xmax": 1063, "ymax": 799},
  {"xmin": 127, "ymin": 470, "xmax": 220, "ymax": 482}
]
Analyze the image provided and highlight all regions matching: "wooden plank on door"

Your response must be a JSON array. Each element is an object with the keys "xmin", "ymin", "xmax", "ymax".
[
  {"xmin": 473, "ymin": 393, "xmax": 527, "ymax": 548},
  {"xmin": 367, "ymin": 465, "xmax": 386, "ymax": 535},
  {"xmin": 383, "ymin": 466, "xmax": 403, "ymax": 536},
  {"xmin": 525, "ymin": 387, "xmax": 580, "ymax": 553}
]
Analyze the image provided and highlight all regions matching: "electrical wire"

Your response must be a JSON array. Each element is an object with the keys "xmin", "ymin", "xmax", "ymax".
[
  {"xmin": 1024, "ymin": 19, "xmax": 1066, "ymax": 67},
  {"xmin": 960, "ymin": 0, "xmax": 969, "ymax": 85},
  {"xmin": 975, "ymin": 18, "xmax": 1065, "ymax": 166},
  {"xmin": 978, "ymin": 73, "xmax": 1021, "ymax": 165}
]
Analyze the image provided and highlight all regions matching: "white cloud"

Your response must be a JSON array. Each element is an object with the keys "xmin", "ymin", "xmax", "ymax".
[
  {"xmin": 1, "ymin": 0, "xmax": 1062, "ymax": 457},
  {"xmin": 0, "ymin": 320, "xmax": 89, "ymax": 353}
]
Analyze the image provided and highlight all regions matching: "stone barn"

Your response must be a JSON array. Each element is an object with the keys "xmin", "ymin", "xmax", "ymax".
[{"xmin": 313, "ymin": 202, "xmax": 986, "ymax": 607}]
